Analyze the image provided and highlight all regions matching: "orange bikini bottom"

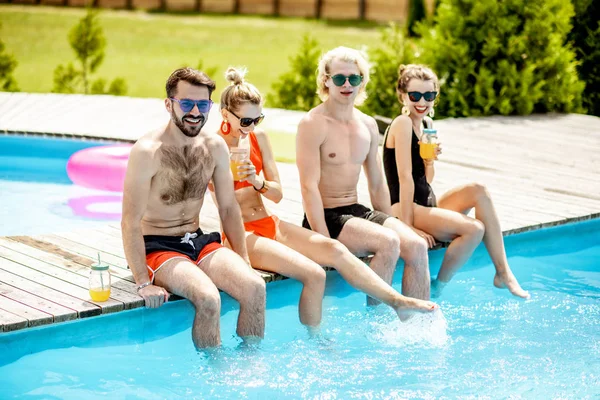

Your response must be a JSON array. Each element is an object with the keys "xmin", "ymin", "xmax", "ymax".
[{"xmin": 223, "ymin": 215, "xmax": 280, "ymax": 243}]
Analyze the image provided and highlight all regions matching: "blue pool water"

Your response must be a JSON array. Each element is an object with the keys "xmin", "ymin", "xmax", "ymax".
[
  {"xmin": 1, "ymin": 219, "xmax": 599, "ymax": 399},
  {"xmin": 0, "ymin": 135, "xmax": 123, "ymax": 236}
]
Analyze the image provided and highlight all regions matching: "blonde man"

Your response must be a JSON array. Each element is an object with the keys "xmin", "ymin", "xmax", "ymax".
[{"xmin": 297, "ymin": 47, "xmax": 433, "ymax": 305}]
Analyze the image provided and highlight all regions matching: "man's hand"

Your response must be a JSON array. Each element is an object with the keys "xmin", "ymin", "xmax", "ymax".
[{"xmin": 138, "ymin": 284, "xmax": 170, "ymax": 308}]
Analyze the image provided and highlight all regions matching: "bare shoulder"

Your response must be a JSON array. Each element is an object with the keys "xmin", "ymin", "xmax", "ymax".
[
  {"xmin": 356, "ymin": 109, "xmax": 378, "ymax": 133},
  {"xmin": 201, "ymin": 132, "xmax": 229, "ymax": 157},
  {"xmin": 298, "ymin": 105, "xmax": 327, "ymax": 130},
  {"xmin": 252, "ymin": 128, "xmax": 268, "ymax": 141},
  {"xmin": 297, "ymin": 106, "xmax": 328, "ymax": 144},
  {"xmin": 389, "ymin": 115, "xmax": 412, "ymax": 137},
  {"xmin": 131, "ymin": 129, "xmax": 163, "ymax": 160}
]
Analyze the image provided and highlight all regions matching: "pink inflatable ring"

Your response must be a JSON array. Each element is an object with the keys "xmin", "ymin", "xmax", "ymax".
[{"xmin": 67, "ymin": 144, "xmax": 132, "ymax": 192}]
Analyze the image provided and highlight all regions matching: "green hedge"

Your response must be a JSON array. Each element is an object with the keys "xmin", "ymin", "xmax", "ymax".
[
  {"xmin": 569, "ymin": 0, "xmax": 599, "ymax": 116},
  {"xmin": 0, "ymin": 23, "xmax": 18, "ymax": 92},
  {"xmin": 418, "ymin": 0, "xmax": 584, "ymax": 118},
  {"xmin": 362, "ymin": 24, "xmax": 414, "ymax": 119}
]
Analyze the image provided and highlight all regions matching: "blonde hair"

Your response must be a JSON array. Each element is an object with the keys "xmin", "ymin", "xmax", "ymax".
[
  {"xmin": 220, "ymin": 67, "xmax": 262, "ymax": 112},
  {"xmin": 396, "ymin": 64, "xmax": 439, "ymax": 104},
  {"xmin": 316, "ymin": 46, "xmax": 370, "ymax": 106}
]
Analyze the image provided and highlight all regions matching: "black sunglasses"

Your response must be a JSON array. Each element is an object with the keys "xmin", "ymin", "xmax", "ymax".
[
  {"xmin": 229, "ymin": 109, "xmax": 265, "ymax": 128},
  {"xmin": 407, "ymin": 91, "xmax": 438, "ymax": 102},
  {"xmin": 329, "ymin": 74, "xmax": 363, "ymax": 87},
  {"xmin": 170, "ymin": 98, "xmax": 213, "ymax": 113}
]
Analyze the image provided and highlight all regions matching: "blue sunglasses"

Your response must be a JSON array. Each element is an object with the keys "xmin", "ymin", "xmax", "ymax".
[{"xmin": 170, "ymin": 98, "xmax": 213, "ymax": 113}]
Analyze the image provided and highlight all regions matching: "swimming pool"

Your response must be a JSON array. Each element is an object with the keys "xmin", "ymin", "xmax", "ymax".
[
  {"xmin": 1, "ymin": 219, "xmax": 598, "ymax": 398},
  {"xmin": 0, "ymin": 135, "xmax": 123, "ymax": 236}
]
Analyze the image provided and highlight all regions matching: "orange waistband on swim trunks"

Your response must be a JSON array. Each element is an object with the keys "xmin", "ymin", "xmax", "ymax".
[{"xmin": 145, "ymin": 242, "xmax": 222, "ymax": 282}]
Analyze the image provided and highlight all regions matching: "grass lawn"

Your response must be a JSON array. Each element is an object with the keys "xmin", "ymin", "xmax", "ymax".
[
  {"xmin": 0, "ymin": 5, "xmax": 382, "ymax": 102},
  {"xmin": 267, "ymin": 130, "xmax": 296, "ymax": 163}
]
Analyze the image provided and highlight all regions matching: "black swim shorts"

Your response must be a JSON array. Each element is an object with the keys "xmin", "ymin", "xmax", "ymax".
[{"xmin": 302, "ymin": 203, "xmax": 391, "ymax": 239}]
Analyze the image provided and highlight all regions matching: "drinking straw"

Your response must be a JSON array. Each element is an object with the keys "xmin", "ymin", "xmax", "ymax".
[{"xmin": 97, "ymin": 253, "xmax": 105, "ymax": 291}]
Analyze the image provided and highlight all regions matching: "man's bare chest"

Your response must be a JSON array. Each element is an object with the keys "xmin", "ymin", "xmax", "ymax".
[
  {"xmin": 153, "ymin": 144, "xmax": 214, "ymax": 205},
  {"xmin": 320, "ymin": 129, "xmax": 371, "ymax": 165}
]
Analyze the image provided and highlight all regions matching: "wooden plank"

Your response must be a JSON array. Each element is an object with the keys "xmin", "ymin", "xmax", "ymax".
[
  {"xmin": 0, "ymin": 269, "xmax": 99, "ymax": 319},
  {"xmin": 202, "ymin": 0, "xmax": 235, "ymax": 12},
  {"xmin": 53, "ymin": 230, "xmax": 128, "ymax": 259},
  {"xmin": 239, "ymin": 0, "xmax": 273, "ymax": 14},
  {"xmin": 0, "ymin": 309, "xmax": 28, "ymax": 333},
  {"xmin": 0, "ymin": 281, "xmax": 77, "ymax": 323},
  {"xmin": 366, "ymin": 0, "xmax": 407, "ymax": 22},
  {"xmin": 10, "ymin": 236, "xmax": 134, "ymax": 281},
  {"xmin": 0, "ymin": 252, "xmax": 124, "ymax": 314},
  {"xmin": 98, "ymin": 0, "xmax": 128, "ymax": 7},
  {"xmin": 37, "ymin": 234, "xmax": 130, "ymax": 270},
  {"xmin": 65, "ymin": 228, "xmax": 128, "ymax": 253},
  {"xmin": 0, "ymin": 295, "xmax": 53, "ymax": 328},
  {"xmin": 2, "ymin": 238, "xmax": 139, "ymax": 298},
  {"xmin": 0, "ymin": 240, "xmax": 142, "ymax": 307},
  {"xmin": 322, "ymin": 0, "xmax": 360, "ymax": 19},
  {"xmin": 132, "ymin": 0, "xmax": 161, "ymax": 9},
  {"xmin": 166, "ymin": 0, "xmax": 196, "ymax": 11},
  {"xmin": 279, "ymin": 0, "xmax": 317, "ymax": 17}
]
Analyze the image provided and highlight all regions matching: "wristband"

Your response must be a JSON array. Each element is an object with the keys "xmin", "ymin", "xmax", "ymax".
[
  {"xmin": 253, "ymin": 179, "xmax": 268, "ymax": 194},
  {"xmin": 137, "ymin": 281, "xmax": 151, "ymax": 292}
]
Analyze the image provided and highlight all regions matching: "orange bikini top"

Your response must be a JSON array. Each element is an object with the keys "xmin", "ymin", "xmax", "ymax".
[{"xmin": 234, "ymin": 131, "xmax": 263, "ymax": 190}]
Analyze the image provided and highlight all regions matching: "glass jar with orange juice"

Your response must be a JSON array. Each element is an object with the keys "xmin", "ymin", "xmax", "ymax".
[
  {"xmin": 419, "ymin": 128, "xmax": 438, "ymax": 161},
  {"xmin": 89, "ymin": 255, "xmax": 111, "ymax": 302},
  {"xmin": 230, "ymin": 135, "xmax": 250, "ymax": 181},
  {"xmin": 230, "ymin": 148, "xmax": 249, "ymax": 181}
]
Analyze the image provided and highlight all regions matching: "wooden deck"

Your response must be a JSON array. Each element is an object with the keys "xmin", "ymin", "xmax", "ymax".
[{"xmin": 1, "ymin": 93, "xmax": 599, "ymax": 332}]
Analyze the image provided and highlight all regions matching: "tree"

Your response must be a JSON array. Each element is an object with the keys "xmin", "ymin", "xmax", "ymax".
[
  {"xmin": 362, "ymin": 23, "xmax": 414, "ymax": 118},
  {"xmin": 418, "ymin": 0, "xmax": 584, "ymax": 118},
  {"xmin": 53, "ymin": 8, "xmax": 127, "ymax": 96},
  {"xmin": 0, "ymin": 27, "xmax": 19, "ymax": 92},
  {"xmin": 267, "ymin": 34, "xmax": 321, "ymax": 111},
  {"xmin": 569, "ymin": 0, "xmax": 599, "ymax": 116},
  {"xmin": 407, "ymin": 0, "xmax": 427, "ymax": 37}
]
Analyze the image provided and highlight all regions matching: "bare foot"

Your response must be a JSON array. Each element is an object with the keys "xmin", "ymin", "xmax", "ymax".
[
  {"xmin": 494, "ymin": 272, "xmax": 530, "ymax": 299},
  {"xmin": 394, "ymin": 296, "xmax": 438, "ymax": 320}
]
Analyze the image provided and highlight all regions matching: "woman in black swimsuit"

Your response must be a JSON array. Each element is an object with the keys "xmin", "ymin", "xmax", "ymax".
[{"xmin": 382, "ymin": 64, "xmax": 529, "ymax": 299}]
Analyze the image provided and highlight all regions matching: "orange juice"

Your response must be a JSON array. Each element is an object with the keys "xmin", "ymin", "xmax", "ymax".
[
  {"xmin": 420, "ymin": 142, "xmax": 438, "ymax": 160},
  {"xmin": 230, "ymin": 160, "xmax": 244, "ymax": 181},
  {"xmin": 230, "ymin": 147, "xmax": 249, "ymax": 181},
  {"xmin": 89, "ymin": 287, "xmax": 111, "ymax": 302}
]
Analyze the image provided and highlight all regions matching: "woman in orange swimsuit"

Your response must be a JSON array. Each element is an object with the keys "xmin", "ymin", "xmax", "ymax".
[{"xmin": 215, "ymin": 67, "xmax": 437, "ymax": 331}]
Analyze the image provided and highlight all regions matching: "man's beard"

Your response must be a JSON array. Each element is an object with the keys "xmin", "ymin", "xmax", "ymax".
[{"xmin": 171, "ymin": 109, "xmax": 206, "ymax": 138}]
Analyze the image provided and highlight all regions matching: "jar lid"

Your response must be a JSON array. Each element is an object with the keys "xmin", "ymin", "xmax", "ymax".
[
  {"xmin": 91, "ymin": 253, "xmax": 109, "ymax": 271},
  {"xmin": 424, "ymin": 129, "xmax": 437, "ymax": 135},
  {"xmin": 91, "ymin": 263, "xmax": 109, "ymax": 271}
]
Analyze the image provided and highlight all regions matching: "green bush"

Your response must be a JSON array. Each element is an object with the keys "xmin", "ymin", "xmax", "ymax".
[
  {"xmin": 407, "ymin": 0, "xmax": 427, "ymax": 37},
  {"xmin": 569, "ymin": 0, "xmax": 599, "ymax": 116},
  {"xmin": 266, "ymin": 34, "xmax": 321, "ymax": 111},
  {"xmin": 53, "ymin": 8, "xmax": 127, "ymax": 96},
  {"xmin": 362, "ymin": 24, "xmax": 414, "ymax": 118},
  {"xmin": 0, "ymin": 30, "xmax": 19, "ymax": 92},
  {"xmin": 418, "ymin": 0, "xmax": 585, "ymax": 118}
]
